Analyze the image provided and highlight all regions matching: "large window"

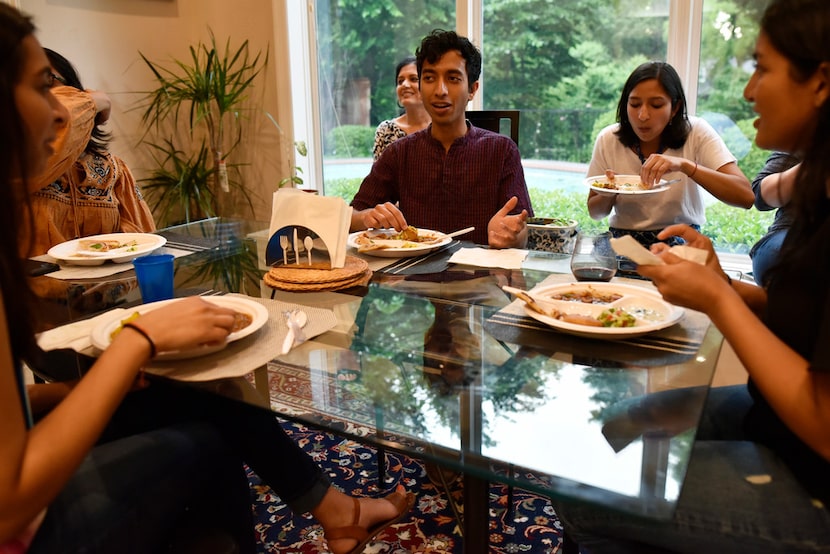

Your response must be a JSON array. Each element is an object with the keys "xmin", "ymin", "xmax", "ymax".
[{"xmin": 290, "ymin": 0, "xmax": 773, "ymax": 254}]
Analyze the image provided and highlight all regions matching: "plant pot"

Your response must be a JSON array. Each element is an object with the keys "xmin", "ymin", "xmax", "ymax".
[{"xmin": 526, "ymin": 217, "xmax": 579, "ymax": 253}]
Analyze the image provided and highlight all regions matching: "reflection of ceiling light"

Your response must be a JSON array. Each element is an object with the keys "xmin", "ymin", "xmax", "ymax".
[{"xmin": 695, "ymin": 356, "xmax": 706, "ymax": 363}]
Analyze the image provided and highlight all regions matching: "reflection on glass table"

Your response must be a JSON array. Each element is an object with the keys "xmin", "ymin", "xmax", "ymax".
[{"xmin": 259, "ymin": 265, "xmax": 723, "ymax": 554}]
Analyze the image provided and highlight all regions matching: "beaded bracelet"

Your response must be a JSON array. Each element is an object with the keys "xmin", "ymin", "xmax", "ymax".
[{"xmin": 123, "ymin": 321, "xmax": 157, "ymax": 359}]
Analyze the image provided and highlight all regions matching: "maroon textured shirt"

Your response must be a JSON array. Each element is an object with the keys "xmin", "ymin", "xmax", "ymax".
[{"xmin": 351, "ymin": 124, "xmax": 533, "ymax": 245}]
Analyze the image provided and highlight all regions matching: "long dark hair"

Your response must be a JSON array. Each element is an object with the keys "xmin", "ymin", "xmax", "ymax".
[
  {"xmin": 614, "ymin": 61, "xmax": 691, "ymax": 149},
  {"xmin": 44, "ymin": 48, "xmax": 110, "ymax": 156},
  {"xmin": 762, "ymin": 0, "xmax": 830, "ymax": 285},
  {"xmin": 0, "ymin": 4, "xmax": 39, "ymax": 364},
  {"xmin": 395, "ymin": 56, "xmax": 416, "ymax": 86},
  {"xmin": 416, "ymin": 29, "xmax": 481, "ymax": 92}
]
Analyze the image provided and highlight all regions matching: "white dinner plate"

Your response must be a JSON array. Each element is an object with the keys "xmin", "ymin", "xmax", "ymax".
[
  {"xmin": 521, "ymin": 282, "xmax": 684, "ymax": 339},
  {"xmin": 47, "ymin": 233, "xmax": 167, "ymax": 266},
  {"xmin": 585, "ymin": 174, "xmax": 671, "ymax": 195},
  {"xmin": 347, "ymin": 228, "xmax": 452, "ymax": 258},
  {"xmin": 90, "ymin": 296, "xmax": 269, "ymax": 360}
]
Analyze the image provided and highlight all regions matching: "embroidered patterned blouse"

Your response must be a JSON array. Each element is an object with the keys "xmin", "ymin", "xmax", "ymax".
[
  {"xmin": 27, "ymin": 151, "xmax": 155, "ymax": 256},
  {"xmin": 373, "ymin": 119, "xmax": 407, "ymax": 161}
]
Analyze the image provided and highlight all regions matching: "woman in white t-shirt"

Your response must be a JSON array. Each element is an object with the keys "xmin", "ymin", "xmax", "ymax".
[{"xmin": 586, "ymin": 61, "xmax": 753, "ymax": 247}]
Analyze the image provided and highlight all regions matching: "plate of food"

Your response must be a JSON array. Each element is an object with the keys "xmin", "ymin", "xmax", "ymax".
[
  {"xmin": 514, "ymin": 282, "xmax": 684, "ymax": 339},
  {"xmin": 585, "ymin": 174, "xmax": 672, "ymax": 195},
  {"xmin": 47, "ymin": 233, "xmax": 167, "ymax": 266},
  {"xmin": 347, "ymin": 226, "xmax": 452, "ymax": 258},
  {"xmin": 90, "ymin": 295, "xmax": 269, "ymax": 360}
]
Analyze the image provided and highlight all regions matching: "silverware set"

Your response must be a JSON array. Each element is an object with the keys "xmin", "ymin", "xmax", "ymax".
[{"xmin": 279, "ymin": 229, "xmax": 315, "ymax": 265}]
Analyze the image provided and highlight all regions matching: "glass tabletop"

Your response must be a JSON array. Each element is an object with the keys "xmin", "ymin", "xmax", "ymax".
[
  {"xmin": 255, "ymin": 264, "xmax": 722, "ymax": 520},
  {"xmin": 38, "ymin": 218, "xmax": 723, "ymax": 520}
]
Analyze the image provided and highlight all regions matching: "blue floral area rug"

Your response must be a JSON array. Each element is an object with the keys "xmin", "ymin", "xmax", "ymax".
[{"xmin": 247, "ymin": 419, "xmax": 564, "ymax": 553}]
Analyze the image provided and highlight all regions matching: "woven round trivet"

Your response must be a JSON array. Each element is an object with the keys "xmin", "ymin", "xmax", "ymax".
[
  {"xmin": 264, "ymin": 268, "xmax": 372, "ymax": 292},
  {"xmin": 266, "ymin": 255, "xmax": 369, "ymax": 285}
]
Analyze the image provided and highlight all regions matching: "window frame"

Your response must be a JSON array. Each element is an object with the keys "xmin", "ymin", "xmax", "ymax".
[{"xmin": 284, "ymin": 0, "xmax": 705, "ymax": 193}]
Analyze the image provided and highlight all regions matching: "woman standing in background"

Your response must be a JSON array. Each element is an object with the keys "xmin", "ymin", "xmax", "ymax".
[{"xmin": 372, "ymin": 56, "xmax": 430, "ymax": 161}]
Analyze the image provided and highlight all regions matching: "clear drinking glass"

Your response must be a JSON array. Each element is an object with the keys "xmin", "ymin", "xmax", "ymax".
[{"xmin": 570, "ymin": 231, "xmax": 617, "ymax": 282}]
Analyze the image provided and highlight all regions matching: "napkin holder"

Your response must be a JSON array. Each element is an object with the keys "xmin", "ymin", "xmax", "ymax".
[{"xmin": 265, "ymin": 189, "xmax": 352, "ymax": 269}]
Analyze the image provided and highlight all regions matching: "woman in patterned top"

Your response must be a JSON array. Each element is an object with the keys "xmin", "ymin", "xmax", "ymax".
[
  {"xmin": 372, "ymin": 56, "xmax": 430, "ymax": 161},
  {"xmin": 24, "ymin": 48, "xmax": 155, "ymax": 257}
]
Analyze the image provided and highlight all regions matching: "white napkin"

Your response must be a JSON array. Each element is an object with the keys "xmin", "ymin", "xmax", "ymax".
[
  {"xmin": 610, "ymin": 235, "xmax": 708, "ymax": 266},
  {"xmin": 36, "ymin": 308, "xmax": 127, "ymax": 354},
  {"xmin": 269, "ymin": 188, "xmax": 351, "ymax": 268},
  {"xmin": 448, "ymin": 247, "xmax": 528, "ymax": 269}
]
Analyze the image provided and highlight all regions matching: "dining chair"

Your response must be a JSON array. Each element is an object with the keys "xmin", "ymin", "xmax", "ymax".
[{"xmin": 465, "ymin": 110, "xmax": 520, "ymax": 146}]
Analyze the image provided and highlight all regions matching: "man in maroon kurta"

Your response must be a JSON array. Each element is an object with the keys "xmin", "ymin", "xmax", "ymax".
[{"xmin": 350, "ymin": 30, "xmax": 532, "ymax": 248}]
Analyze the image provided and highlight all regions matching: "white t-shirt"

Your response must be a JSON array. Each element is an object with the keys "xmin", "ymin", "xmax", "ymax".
[{"xmin": 587, "ymin": 116, "xmax": 736, "ymax": 230}]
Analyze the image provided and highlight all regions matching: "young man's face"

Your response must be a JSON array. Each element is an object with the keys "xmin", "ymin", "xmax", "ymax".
[{"xmin": 419, "ymin": 49, "xmax": 478, "ymax": 127}]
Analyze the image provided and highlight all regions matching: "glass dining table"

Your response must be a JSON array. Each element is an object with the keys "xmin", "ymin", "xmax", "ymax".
[{"xmin": 36, "ymin": 217, "xmax": 724, "ymax": 553}]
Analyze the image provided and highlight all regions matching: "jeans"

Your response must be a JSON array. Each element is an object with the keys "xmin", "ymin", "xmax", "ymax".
[
  {"xmin": 100, "ymin": 381, "xmax": 331, "ymax": 515},
  {"xmin": 29, "ymin": 422, "xmax": 255, "ymax": 554},
  {"xmin": 553, "ymin": 386, "xmax": 830, "ymax": 553},
  {"xmin": 28, "ymin": 379, "xmax": 332, "ymax": 553}
]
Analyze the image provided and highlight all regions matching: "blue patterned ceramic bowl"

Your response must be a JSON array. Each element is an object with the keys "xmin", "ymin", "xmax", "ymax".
[{"xmin": 526, "ymin": 218, "xmax": 579, "ymax": 253}]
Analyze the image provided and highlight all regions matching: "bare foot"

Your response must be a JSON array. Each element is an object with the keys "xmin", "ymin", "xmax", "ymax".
[{"xmin": 323, "ymin": 490, "xmax": 412, "ymax": 554}]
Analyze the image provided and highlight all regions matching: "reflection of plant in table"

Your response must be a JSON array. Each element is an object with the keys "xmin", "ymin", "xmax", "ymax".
[
  {"xmin": 178, "ymin": 222, "xmax": 262, "ymax": 294},
  {"xmin": 349, "ymin": 285, "xmax": 559, "ymax": 447},
  {"xmin": 348, "ymin": 287, "xmax": 436, "ymax": 436}
]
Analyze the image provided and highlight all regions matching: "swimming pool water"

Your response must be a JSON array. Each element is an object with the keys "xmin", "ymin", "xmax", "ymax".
[{"xmin": 323, "ymin": 159, "xmax": 588, "ymax": 193}]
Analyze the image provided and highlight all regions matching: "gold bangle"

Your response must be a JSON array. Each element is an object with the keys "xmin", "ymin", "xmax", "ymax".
[{"xmin": 689, "ymin": 161, "xmax": 698, "ymax": 179}]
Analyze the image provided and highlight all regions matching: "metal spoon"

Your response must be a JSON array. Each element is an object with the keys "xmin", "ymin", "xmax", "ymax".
[
  {"xmin": 279, "ymin": 235, "xmax": 289, "ymax": 265},
  {"xmin": 304, "ymin": 235, "xmax": 314, "ymax": 265}
]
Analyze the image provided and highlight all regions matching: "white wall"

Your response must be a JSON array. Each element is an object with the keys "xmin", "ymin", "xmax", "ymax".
[{"xmin": 19, "ymin": 0, "xmax": 293, "ymax": 222}]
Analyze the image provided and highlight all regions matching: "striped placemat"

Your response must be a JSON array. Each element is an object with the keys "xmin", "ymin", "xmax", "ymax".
[{"xmin": 376, "ymin": 240, "xmax": 466, "ymax": 275}]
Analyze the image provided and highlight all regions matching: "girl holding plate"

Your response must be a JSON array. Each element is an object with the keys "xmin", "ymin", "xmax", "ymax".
[
  {"xmin": 558, "ymin": 1, "xmax": 830, "ymax": 550},
  {"xmin": 586, "ymin": 61, "xmax": 753, "ymax": 247}
]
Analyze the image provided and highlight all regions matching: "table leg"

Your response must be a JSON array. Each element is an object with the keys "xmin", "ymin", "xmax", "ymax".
[{"xmin": 462, "ymin": 472, "xmax": 489, "ymax": 553}]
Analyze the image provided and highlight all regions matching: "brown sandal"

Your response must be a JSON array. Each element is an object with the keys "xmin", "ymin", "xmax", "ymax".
[{"xmin": 324, "ymin": 490, "xmax": 416, "ymax": 554}]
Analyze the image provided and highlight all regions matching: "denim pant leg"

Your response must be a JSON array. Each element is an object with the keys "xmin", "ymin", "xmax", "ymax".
[
  {"xmin": 555, "ymin": 441, "xmax": 830, "ymax": 554},
  {"xmin": 105, "ymin": 382, "xmax": 330, "ymax": 515},
  {"xmin": 29, "ymin": 422, "xmax": 253, "ymax": 554},
  {"xmin": 554, "ymin": 386, "xmax": 830, "ymax": 553}
]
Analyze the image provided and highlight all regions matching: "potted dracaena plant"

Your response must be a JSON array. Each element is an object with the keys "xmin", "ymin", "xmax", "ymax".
[
  {"xmin": 138, "ymin": 29, "xmax": 267, "ymax": 225},
  {"xmin": 137, "ymin": 31, "xmax": 270, "ymax": 293}
]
